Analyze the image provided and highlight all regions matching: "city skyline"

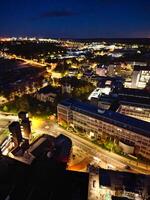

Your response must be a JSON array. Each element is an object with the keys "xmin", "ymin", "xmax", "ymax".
[
  {"xmin": 0, "ymin": 0, "xmax": 150, "ymax": 38},
  {"xmin": 0, "ymin": 2, "xmax": 150, "ymax": 198}
]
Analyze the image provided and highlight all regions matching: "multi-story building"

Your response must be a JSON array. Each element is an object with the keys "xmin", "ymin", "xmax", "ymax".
[
  {"xmin": 57, "ymin": 99, "xmax": 150, "ymax": 159},
  {"xmin": 88, "ymin": 76, "xmax": 124, "ymax": 101},
  {"xmin": 118, "ymin": 102, "xmax": 150, "ymax": 122},
  {"xmin": 34, "ymin": 85, "xmax": 60, "ymax": 103},
  {"xmin": 131, "ymin": 66, "xmax": 150, "ymax": 89},
  {"xmin": 97, "ymin": 90, "xmax": 150, "ymax": 122},
  {"xmin": 117, "ymin": 88, "xmax": 150, "ymax": 122}
]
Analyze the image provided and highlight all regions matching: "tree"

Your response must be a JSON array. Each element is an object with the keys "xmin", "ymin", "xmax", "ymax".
[
  {"xmin": 15, "ymin": 95, "xmax": 30, "ymax": 111},
  {"xmin": 3, "ymin": 105, "xmax": 8, "ymax": 112}
]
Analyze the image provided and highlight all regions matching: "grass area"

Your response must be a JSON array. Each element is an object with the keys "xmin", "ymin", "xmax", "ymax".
[{"xmin": 103, "ymin": 140, "xmax": 114, "ymax": 151}]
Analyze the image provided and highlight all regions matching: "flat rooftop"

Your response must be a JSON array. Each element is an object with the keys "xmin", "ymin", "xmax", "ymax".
[
  {"xmin": 134, "ymin": 65, "xmax": 150, "ymax": 71},
  {"xmin": 118, "ymin": 88, "xmax": 150, "ymax": 99},
  {"xmin": 99, "ymin": 168, "xmax": 150, "ymax": 193},
  {"xmin": 59, "ymin": 99, "xmax": 150, "ymax": 138}
]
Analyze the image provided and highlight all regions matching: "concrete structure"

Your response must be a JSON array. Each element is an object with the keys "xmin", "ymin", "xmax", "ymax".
[
  {"xmin": 99, "ymin": 168, "xmax": 150, "ymax": 200},
  {"xmin": 8, "ymin": 122, "xmax": 22, "ymax": 146},
  {"xmin": 55, "ymin": 134, "xmax": 72, "ymax": 163},
  {"xmin": 87, "ymin": 166, "xmax": 150, "ymax": 200},
  {"xmin": 119, "ymin": 140, "xmax": 134, "ymax": 154},
  {"xmin": 131, "ymin": 66, "xmax": 150, "ymax": 89},
  {"xmin": 18, "ymin": 111, "xmax": 31, "ymax": 139},
  {"xmin": 57, "ymin": 99, "xmax": 150, "ymax": 159},
  {"xmin": 0, "ymin": 140, "xmax": 88, "ymax": 200},
  {"xmin": 88, "ymin": 87, "xmax": 111, "ymax": 101}
]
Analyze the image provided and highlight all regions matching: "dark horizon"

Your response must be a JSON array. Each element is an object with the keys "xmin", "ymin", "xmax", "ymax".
[
  {"xmin": 1, "ymin": 36, "xmax": 150, "ymax": 45},
  {"xmin": 1, "ymin": 35, "xmax": 150, "ymax": 40}
]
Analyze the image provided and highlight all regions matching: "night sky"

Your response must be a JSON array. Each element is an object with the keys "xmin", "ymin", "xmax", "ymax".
[{"xmin": 0, "ymin": 0, "xmax": 150, "ymax": 38}]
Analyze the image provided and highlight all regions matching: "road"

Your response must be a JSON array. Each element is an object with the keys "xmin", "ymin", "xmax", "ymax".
[
  {"xmin": 1, "ymin": 52, "xmax": 56, "ymax": 72},
  {"xmin": 0, "ymin": 112, "xmax": 18, "ymax": 121},
  {"xmin": 1, "ymin": 53, "xmax": 46, "ymax": 68},
  {"xmin": 33, "ymin": 121, "xmax": 150, "ymax": 174}
]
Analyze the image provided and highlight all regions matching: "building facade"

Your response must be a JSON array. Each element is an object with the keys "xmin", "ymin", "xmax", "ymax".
[
  {"xmin": 97, "ymin": 88, "xmax": 150, "ymax": 122},
  {"xmin": 131, "ymin": 66, "xmax": 150, "ymax": 89},
  {"xmin": 118, "ymin": 104, "xmax": 150, "ymax": 122},
  {"xmin": 57, "ymin": 99, "xmax": 150, "ymax": 159}
]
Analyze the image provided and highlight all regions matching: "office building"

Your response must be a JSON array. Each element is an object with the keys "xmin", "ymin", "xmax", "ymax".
[
  {"xmin": 98, "ymin": 88, "xmax": 150, "ymax": 121},
  {"xmin": 131, "ymin": 66, "xmax": 150, "ymax": 89},
  {"xmin": 117, "ymin": 89, "xmax": 150, "ymax": 121},
  {"xmin": 57, "ymin": 99, "xmax": 150, "ymax": 159}
]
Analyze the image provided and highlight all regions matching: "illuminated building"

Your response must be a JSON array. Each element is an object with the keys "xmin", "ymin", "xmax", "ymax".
[
  {"xmin": 34, "ymin": 85, "xmax": 60, "ymax": 103},
  {"xmin": 131, "ymin": 66, "xmax": 150, "ymax": 89},
  {"xmin": 88, "ymin": 87, "xmax": 111, "ymax": 101},
  {"xmin": 98, "ymin": 88, "xmax": 150, "ymax": 121},
  {"xmin": 51, "ymin": 71, "xmax": 63, "ymax": 79},
  {"xmin": 118, "ymin": 103, "xmax": 150, "ymax": 122},
  {"xmin": 88, "ymin": 77, "xmax": 123, "ymax": 101},
  {"xmin": 68, "ymin": 68, "xmax": 78, "ymax": 77},
  {"xmin": 96, "ymin": 66, "xmax": 107, "ymax": 76},
  {"xmin": 57, "ymin": 99, "xmax": 150, "ymax": 159},
  {"xmin": 117, "ymin": 88, "xmax": 150, "ymax": 121},
  {"xmin": 107, "ymin": 65, "xmax": 115, "ymax": 76}
]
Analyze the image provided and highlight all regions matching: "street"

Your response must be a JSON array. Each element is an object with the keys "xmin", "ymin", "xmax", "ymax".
[{"xmin": 32, "ymin": 119, "xmax": 150, "ymax": 174}]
